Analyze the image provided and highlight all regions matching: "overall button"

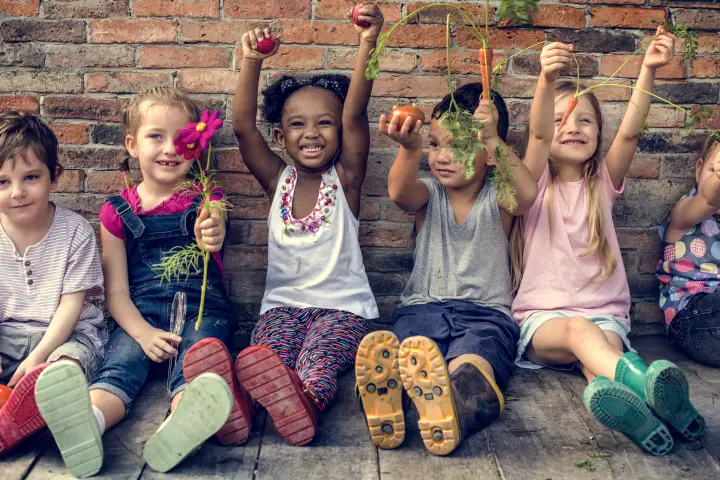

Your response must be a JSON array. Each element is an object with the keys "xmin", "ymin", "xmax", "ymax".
[
  {"xmin": 27, "ymin": 279, "xmax": 33, "ymax": 286},
  {"xmin": 25, "ymin": 261, "xmax": 30, "ymax": 266},
  {"xmin": 27, "ymin": 271, "xmax": 32, "ymax": 276}
]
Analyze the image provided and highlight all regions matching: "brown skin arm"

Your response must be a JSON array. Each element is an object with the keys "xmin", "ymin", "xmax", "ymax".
[
  {"xmin": 335, "ymin": 3, "xmax": 384, "ymax": 218},
  {"xmin": 232, "ymin": 27, "xmax": 286, "ymax": 199},
  {"xmin": 666, "ymin": 159, "xmax": 720, "ymax": 242}
]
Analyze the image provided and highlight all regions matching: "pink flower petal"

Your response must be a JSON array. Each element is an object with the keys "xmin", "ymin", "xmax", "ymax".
[
  {"xmin": 200, "ymin": 110, "xmax": 210, "ymax": 124},
  {"xmin": 199, "ymin": 136, "xmax": 210, "ymax": 150},
  {"xmin": 208, "ymin": 110, "xmax": 220, "ymax": 124}
]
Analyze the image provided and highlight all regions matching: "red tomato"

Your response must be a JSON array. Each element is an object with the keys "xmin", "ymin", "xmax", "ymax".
[
  {"xmin": 0, "ymin": 385, "xmax": 12, "ymax": 409},
  {"xmin": 352, "ymin": 3, "xmax": 370, "ymax": 28},
  {"xmin": 256, "ymin": 37, "xmax": 276, "ymax": 55},
  {"xmin": 390, "ymin": 105, "xmax": 426, "ymax": 132}
]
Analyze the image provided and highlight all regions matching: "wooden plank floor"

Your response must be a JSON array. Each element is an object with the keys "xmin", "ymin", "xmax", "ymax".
[{"xmin": 2, "ymin": 336, "xmax": 719, "ymax": 479}]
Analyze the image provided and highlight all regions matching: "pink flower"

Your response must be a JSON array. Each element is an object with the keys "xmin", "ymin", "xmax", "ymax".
[{"xmin": 174, "ymin": 110, "xmax": 224, "ymax": 160}]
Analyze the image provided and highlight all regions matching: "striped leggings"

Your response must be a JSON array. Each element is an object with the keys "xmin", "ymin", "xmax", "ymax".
[{"xmin": 251, "ymin": 307, "xmax": 368, "ymax": 410}]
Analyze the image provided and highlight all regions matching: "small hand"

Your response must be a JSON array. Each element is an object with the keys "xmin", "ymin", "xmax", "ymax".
[
  {"xmin": 194, "ymin": 207, "xmax": 225, "ymax": 253},
  {"xmin": 350, "ymin": 2, "xmax": 384, "ymax": 43},
  {"xmin": 473, "ymin": 99, "xmax": 500, "ymax": 160},
  {"xmin": 137, "ymin": 327, "xmax": 181, "ymax": 363},
  {"xmin": 643, "ymin": 26, "xmax": 675, "ymax": 69},
  {"xmin": 379, "ymin": 107, "xmax": 423, "ymax": 150},
  {"xmin": 242, "ymin": 27, "xmax": 280, "ymax": 61},
  {"xmin": 540, "ymin": 42, "xmax": 574, "ymax": 83},
  {"xmin": 8, "ymin": 354, "xmax": 44, "ymax": 387}
]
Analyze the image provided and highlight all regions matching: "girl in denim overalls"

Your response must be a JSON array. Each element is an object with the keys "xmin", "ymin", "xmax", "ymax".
[{"xmin": 36, "ymin": 88, "xmax": 252, "ymax": 477}]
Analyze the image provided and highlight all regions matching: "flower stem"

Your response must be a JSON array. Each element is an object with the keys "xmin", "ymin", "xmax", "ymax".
[{"xmin": 195, "ymin": 251, "xmax": 210, "ymax": 331}]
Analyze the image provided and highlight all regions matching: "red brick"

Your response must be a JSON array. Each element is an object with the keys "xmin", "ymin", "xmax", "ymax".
[
  {"xmin": 87, "ymin": 72, "xmax": 173, "ymax": 93},
  {"xmin": 383, "ymin": 24, "xmax": 447, "ymax": 49},
  {"xmin": 372, "ymin": 75, "xmax": 449, "ymax": 98},
  {"xmin": 380, "ymin": 201, "xmax": 414, "ymax": 223},
  {"xmin": 0, "ymin": 71, "xmax": 82, "ymax": 94},
  {"xmin": 214, "ymin": 149, "xmax": 250, "ymax": 172},
  {"xmin": 562, "ymin": 0, "xmax": 642, "ymax": 4},
  {"xmin": 55, "ymin": 170, "xmax": 84, "ymax": 193},
  {"xmin": 627, "ymin": 155, "xmax": 660, "ymax": 179},
  {"xmin": 86, "ymin": 171, "xmax": 127, "ymax": 193},
  {"xmin": 0, "ymin": 0, "xmax": 39, "ymax": 16},
  {"xmin": 590, "ymin": 7, "xmax": 666, "ymax": 29},
  {"xmin": 227, "ymin": 197, "xmax": 269, "ymax": 220},
  {"xmin": 41, "ymin": 0, "xmax": 129, "ymax": 18},
  {"xmin": 691, "ymin": 105, "xmax": 720, "ymax": 130},
  {"xmin": 46, "ymin": 45, "xmax": 135, "ymax": 68},
  {"xmin": 328, "ymin": 48, "xmax": 415, "ymax": 72},
  {"xmin": 58, "ymin": 146, "xmax": 126, "ymax": 169},
  {"xmin": 228, "ymin": 221, "xmax": 268, "ymax": 245},
  {"xmin": 315, "ymin": 0, "xmax": 401, "ymax": 23},
  {"xmin": 632, "ymin": 301, "xmax": 663, "ymax": 324},
  {"xmin": 647, "ymin": 105, "xmax": 685, "ymax": 128},
  {"xmin": 360, "ymin": 224, "xmax": 413, "ymax": 248},
  {"xmin": 224, "ymin": 246, "xmax": 268, "ymax": 270},
  {"xmin": 0, "ymin": 94, "xmax": 39, "ymax": 113},
  {"xmin": 405, "ymin": 3, "xmax": 490, "ymax": 25},
  {"xmin": 225, "ymin": 0, "xmax": 310, "ymax": 19},
  {"xmin": 178, "ymin": 70, "xmax": 241, "ymax": 94},
  {"xmin": 280, "ymin": 20, "xmax": 359, "ymax": 46},
  {"xmin": 140, "ymin": 46, "xmax": 231, "ymax": 68},
  {"xmin": 672, "ymin": 8, "xmax": 720, "ymax": 31},
  {"xmin": 49, "ymin": 123, "xmax": 89, "ymax": 145},
  {"xmin": 421, "ymin": 50, "xmax": 508, "ymax": 76},
  {"xmin": 0, "ymin": 43, "xmax": 44, "ymax": 67},
  {"xmin": 698, "ymin": 34, "xmax": 720, "ymax": 54},
  {"xmin": 90, "ymin": 19, "xmax": 178, "ymax": 43},
  {"xmin": 214, "ymin": 173, "xmax": 264, "ymax": 196},
  {"xmin": 600, "ymin": 55, "xmax": 686, "ymax": 79},
  {"xmin": 181, "ymin": 20, "xmax": 256, "ymax": 43},
  {"xmin": 617, "ymin": 228, "xmax": 661, "ymax": 251},
  {"xmin": 51, "ymin": 193, "xmax": 107, "ymax": 215},
  {"xmin": 457, "ymin": 28, "xmax": 544, "ymax": 51},
  {"xmin": 583, "ymin": 79, "xmax": 633, "ymax": 102},
  {"xmin": 0, "ymin": 19, "xmax": 86, "ymax": 43},
  {"xmin": 236, "ymin": 46, "xmax": 325, "ymax": 70},
  {"xmin": 133, "ymin": 0, "xmax": 218, "ymax": 18},
  {"xmin": 45, "ymin": 96, "xmax": 127, "ymax": 121},
  {"xmin": 693, "ymin": 57, "xmax": 720, "ymax": 78},
  {"xmin": 531, "ymin": 5, "xmax": 586, "ymax": 29}
]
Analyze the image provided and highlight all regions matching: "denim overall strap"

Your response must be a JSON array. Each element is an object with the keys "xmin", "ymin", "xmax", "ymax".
[
  {"xmin": 179, "ymin": 194, "xmax": 204, "ymax": 236},
  {"xmin": 108, "ymin": 195, "xmax": 145, "ymax": 239}
]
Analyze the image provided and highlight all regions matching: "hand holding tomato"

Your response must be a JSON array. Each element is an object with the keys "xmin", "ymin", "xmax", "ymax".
[
  {"xmin": 349, "ymin": 2, "xmax": 384, "ymax": 43},
  {"xmin": 242, "ymin": 27, "xmax": 279, "ymax": 61},
  {"xmin": 380, "ymin": 105, "xmax": 423, "ymax": 150}
]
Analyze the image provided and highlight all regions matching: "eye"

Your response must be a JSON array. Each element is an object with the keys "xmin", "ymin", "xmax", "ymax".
[
  {"xmin": 319, "ymin": 120, "xmax": 333, "ymax": 126},
  {"xmin": 553, "ymin": 117, "xmax": 561, "ymax": 124},
  {"xmin": 429, "ymin": 141, "xmax": 439, "ymax": 149},
  {"xmin": 580, "ymin": 118, "xmax": 592, "ymax": 124},
  {"xmin": 290, "ymin": 121, "xmax": 303, "ymax": 127},
  {"xmin": 149, "ymin": 133, "xmax": 162, "ymax": 140},
  {"xmin": 25, "ymin": 175, "xmax": 39, "ymax": 181},
  {"xmin": 0, "ymin": 179, "xmax": 7, "ymax": 186}
]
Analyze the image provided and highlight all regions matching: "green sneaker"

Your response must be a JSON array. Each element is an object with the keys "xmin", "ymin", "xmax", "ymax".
[
  {"xmin": 645, "ymin": 360, "xmax": 706, "ymax": 442},
  {"xmin": 584, "ymin": 377, "xmax": 673, "ymax": 456}
]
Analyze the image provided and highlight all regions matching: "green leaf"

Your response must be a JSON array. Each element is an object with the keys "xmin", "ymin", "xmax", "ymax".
[
  {"xmin": 491, "ymin": 145, "xmax": 517, "ymax": 212},
  {"xmin": 438, "ymin": 107, "xmax": 486, "ymax": 179},
  {"xmin": 499, "ymin": 0, "xmax": 540, "ymax": 26}
]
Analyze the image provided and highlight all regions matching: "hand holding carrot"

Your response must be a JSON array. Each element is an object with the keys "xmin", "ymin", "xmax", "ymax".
[
  {"xmin": 474, "ymin": 99, "xmax": 500, "ymax": 165},
  {"xmin": 539, "ymin": 42, "xmax": 574, "ymax": 83},
  {"xmin": 380, "ymin": 107, "xmax": 423, "ymax": 150},
  {"xmin": 643, "ymin": 26, "xmax": 675, "ymax": 70}
]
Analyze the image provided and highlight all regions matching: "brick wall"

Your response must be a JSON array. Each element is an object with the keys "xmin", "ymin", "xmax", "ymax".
[{"xmin": 1, "ymin": 0, "xmax": 719, "ymax": 336}]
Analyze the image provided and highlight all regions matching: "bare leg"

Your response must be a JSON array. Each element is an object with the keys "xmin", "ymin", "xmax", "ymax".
[
  {"xmin": 170, "ymin": 391, "xmax": 183, "ymax": 412},
  {"xmin": 89, "ymin": 390, "xmax": 126, "ymax": 431},
  {"xmin": 448, "ymin": 353, "xmax": 495, "ymax": 384},
  {"xmin": 526, "ymin": 317, "xmax": 623, "ymax": 381},
  {"xmin": 579, "ymin": 332, "xmax": 623, "ymax": 383}
]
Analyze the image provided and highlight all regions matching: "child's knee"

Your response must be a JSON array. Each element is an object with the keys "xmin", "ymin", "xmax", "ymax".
[{"xmin": 564, "ymin": 316, "xmax": 596, "ymax": 339}]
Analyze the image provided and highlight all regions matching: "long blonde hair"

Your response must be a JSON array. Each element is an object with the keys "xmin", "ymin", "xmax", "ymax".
[{"xmin": 510, "ymin": 82, "xmax": 616, "ymax": 293}]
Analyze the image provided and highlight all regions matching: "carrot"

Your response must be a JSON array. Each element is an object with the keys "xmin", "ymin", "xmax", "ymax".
[
  {"xmin": 478, "ymin": 47, "xmax": 493, "ymax": 100},
  {"xmin": 557, "ymin": 96, "xmax": 579, "ymax": 132}
]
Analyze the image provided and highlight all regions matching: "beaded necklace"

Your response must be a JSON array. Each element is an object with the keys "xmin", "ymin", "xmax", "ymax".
[{"xmin": 279, "ymin": 168, "xmax": 338, "ymax": 235}]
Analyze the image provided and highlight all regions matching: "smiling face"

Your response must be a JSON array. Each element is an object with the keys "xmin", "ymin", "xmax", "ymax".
[
  {"xmin": 427, "ymin": 118, "xmax": 487, "ymax": 188},
  {"xmin": 125, "ymin": 102, "xmax": 194, "ymax": 188},
  {"xmin": 550, "ymin": 94, "xmax": 601, "ymax": 167},
  {"xmin": 0, "ymin": 148, "xmax": 57, "ymax": 228},
  {"xmin": 274, "ymin": 87, "xmax": 343, "ymax": 172}
]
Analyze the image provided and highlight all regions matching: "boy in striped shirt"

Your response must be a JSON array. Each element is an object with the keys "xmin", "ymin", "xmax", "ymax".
[{"xmin": 0, "ymin": 111, "xmax": 105, "ymax": 455}]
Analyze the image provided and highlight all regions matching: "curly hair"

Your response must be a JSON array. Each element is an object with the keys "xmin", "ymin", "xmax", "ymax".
[
  {"xmin": 431, "ymin": 83, "xmax": 510, "ymax": 142},
  {"xmin": 0, "ymin": 111, "xmax": 62, "ymax": 181},
  {"xmin": 261, "ymin": 74, "xmax": 351, "ymax": 124}
]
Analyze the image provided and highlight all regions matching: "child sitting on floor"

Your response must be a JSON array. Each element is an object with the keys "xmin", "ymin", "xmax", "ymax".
[
  {"xmin": 0, "ymin": 112, "xmax": 105, "ymax": 455},
  {"xmin": 355, "ymin": 83, "xmax": 539, "ymax": 455}
]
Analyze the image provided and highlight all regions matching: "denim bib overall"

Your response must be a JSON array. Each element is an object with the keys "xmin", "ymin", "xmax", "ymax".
[{"xmin": 90, "ymin": 195, "xmax": 235, "ymax": 410}]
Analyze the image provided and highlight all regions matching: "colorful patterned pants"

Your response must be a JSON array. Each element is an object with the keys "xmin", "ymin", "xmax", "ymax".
[{"xmin": 251, "ymin": 307, "xmax": 368, "ymax": 410}]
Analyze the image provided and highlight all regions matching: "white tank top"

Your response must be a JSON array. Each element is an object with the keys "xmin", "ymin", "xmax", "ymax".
[{"xmin": 260, "ymin": 165, "xmax": 379, "ymax": 319}]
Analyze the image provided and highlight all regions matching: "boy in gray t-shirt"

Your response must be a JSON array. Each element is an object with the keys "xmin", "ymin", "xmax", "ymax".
[{"xmin": 355, "ymin": 84, "xmax": 539, "ymax": 455}]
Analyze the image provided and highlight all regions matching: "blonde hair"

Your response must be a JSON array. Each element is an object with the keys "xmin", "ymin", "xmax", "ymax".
[
  {"xmin": 510, "ymin": 82, "xmax": 616, "ymax": 293},
  {"xmin": 122, "ymin": 87, "xmax": 200, "ymax": 136}
]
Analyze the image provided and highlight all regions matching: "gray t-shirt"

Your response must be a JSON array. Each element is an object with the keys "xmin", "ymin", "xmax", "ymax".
[{"xmin": 400, "ymin": 176, "xmax": 513, "ymax": 316}]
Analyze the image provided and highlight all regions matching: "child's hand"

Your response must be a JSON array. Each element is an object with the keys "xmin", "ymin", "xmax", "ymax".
[
  {"xmin": 379, "ymin": 108, "xmax": 423, "ymax": 150},
  {"xmin": 540, "ymin": 42, "xmax": 573, "ymax": 83},
  {"xmin": 8, "ymin": 354, "xmax": 44, "ymax": 387},
  {"xmin": 137, "ymin": 327, "xmax": 181, "ymax": 363},
  {"xmin": 350, "ymin": 2, "xmax": 384, "ymax": 43},
  {"xmin": 241, "ymin": 27, "xmax": 279, "ymax": 62},
  {"xmin": 643, "ymin": 26, "xmax": 675, "ymax": 70},
  {"xmin": 194, "ymin": 207, "xmax": 226, "ymax": 253},
  {"xmin": 474, "ymin": 99, "xmax": 499, "ymax": 161}
]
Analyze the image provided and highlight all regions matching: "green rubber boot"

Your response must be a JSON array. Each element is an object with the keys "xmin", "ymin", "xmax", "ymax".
[
  {"xmin": 584, "ymin": 376, "xmax": 673, "ymax": 456},
  {"xmin": 614, "ymin": 352, "xmax": 649, "ymax": 401}
]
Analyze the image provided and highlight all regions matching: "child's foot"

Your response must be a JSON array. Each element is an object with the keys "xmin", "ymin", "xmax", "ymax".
[
  {"xmin": 183, "ymin": 338, "xmax": 254, "ymax": 446},
  {"xmin": 235, "ymin": 345, "xmax": 318, "ymax": 446},
  {"xmin": 644, "ymin": 360, "xmax": 706, "ymax": 442},
  {"xmin": 0, "ymin": 363, "xmax": 49, "ymax": 454},
  {"xmin": 398, "ymin": 336, "xmax": 460, "ymax": 456},
  {"xmin": 143, "ymin": 372, "xmax": 232, "ymax": 473},
  {"xmin": 355, "ymin": 331, "xmax": 405, "ymax": 449},
  {"xmin": 35, "ymin": 361, "xmax": 103, "ymax": 477},
  {"xmin": 584, "ymin": 376, "xmax": 673, "ymax": 456}
]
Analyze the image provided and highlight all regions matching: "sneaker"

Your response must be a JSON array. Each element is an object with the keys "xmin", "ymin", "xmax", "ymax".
[
  {"xmin": 183, "ymin": 338, "xmax": 253, "ymax": 446},
  {"xmin": 0, "ymin": 363, "xmax": 49, "ymax": 455},
  {"xmin": 235, "ymin": 345, "xmax": 318, "ymax": 446}
]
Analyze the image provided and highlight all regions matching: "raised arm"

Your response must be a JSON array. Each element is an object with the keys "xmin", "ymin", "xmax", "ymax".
[
  {"xmin": 606, "ymin": 26, "xmax": 675, "ymax": 188},
  {"xmin": 232, "ymin": 27, "xmax": 286, "ymax": 197},
  {"xmin": 336, "ymin": 3, "xmax": 384, "ymax": 192},
  {"xmin": 384, "ymin": 112, "xmax": 429, "ymax": 213},
  {"xmin": 525, "ymin": 42, "xmax": 574, "ymax": 181}
]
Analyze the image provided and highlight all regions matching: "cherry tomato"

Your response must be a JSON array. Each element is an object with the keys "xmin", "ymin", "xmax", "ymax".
[
  {"xmin": 390, "ymin": 105, "xmax": 426, "ymax": 132},
  {"xmin": 352, "ymin": 3, "xmax": 370, "ymax": 28},
  {"xmin": 256, "ymin": 36, "xmax": 276, "ymax": 55},
  {"xmin": 0, "ymin": 385, "xmax": 12, "ymax": 409}
]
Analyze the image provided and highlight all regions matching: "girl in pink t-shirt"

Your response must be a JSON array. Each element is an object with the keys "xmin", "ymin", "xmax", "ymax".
[{"xmin": 511, "ymin": 32, "xmax": 704, "ymax": 456}]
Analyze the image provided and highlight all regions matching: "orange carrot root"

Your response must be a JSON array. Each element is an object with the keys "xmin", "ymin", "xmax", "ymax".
[
  {"xmin": 558, "ymin": 96, "xmax": 579, "ymax": 132},
  {"xmin": 479, "ymin": 48, "xmax": 493, "ymax": 100}
]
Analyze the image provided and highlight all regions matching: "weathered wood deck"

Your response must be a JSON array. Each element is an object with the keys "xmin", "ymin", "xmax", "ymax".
[{"xmin": 2, "ymin": 336, "xmax": 719, "ymax": 480}]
